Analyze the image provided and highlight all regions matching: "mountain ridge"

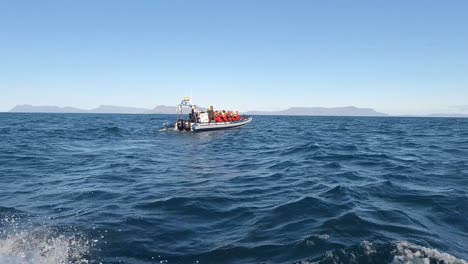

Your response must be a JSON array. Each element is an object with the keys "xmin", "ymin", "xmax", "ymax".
[
  {"xmin": 7, "ymin": 104, "xmax": 468, "ymax": 117},
  {"xmin": 246, "ymin": 106, "xmax": 387, "ymax": 116}
]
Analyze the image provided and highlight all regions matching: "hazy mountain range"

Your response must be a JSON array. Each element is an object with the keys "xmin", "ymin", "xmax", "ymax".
[
  {"xmin": 246, "ymin": 106, "xmax": 387, "ymax": 116},
  {"xmin": 9, "ymin": 104, "xmax": 176, "ymax": 114},
  {"xmin": 7, "ymin": 104, "xmax": 468, "ymax": 117}
]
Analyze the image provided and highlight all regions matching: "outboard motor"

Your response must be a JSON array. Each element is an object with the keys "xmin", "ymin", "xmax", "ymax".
[
  {"xmin": 184, "ymin": 120, "xmax": 191, "ymax": 131},
  {"xmin": 177, "ymin": 119, "xmax": 184, "ymax": 131}
]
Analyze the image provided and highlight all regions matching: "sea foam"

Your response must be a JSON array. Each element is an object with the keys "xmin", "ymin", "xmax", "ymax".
[
  {"xmin": 0, "ymin": 229, "xmax": 89, "ymax": 264},
  {"xmin": 1, "ymin": 215, "xmax": 89, "ymax": 264},
  {"xmin": 393, "ymin": 241, "xmax": 468, "ymax": 264}
]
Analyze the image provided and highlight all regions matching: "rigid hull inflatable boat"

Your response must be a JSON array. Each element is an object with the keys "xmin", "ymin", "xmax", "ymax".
[{"xmin": 174, "ymin": 97, "xmax": 252, "ymax": 132}]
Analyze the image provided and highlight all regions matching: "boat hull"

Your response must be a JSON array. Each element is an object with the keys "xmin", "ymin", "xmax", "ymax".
[{"xmin": 191, "ymin": 117, "xmax": 252, "ymax": 132}]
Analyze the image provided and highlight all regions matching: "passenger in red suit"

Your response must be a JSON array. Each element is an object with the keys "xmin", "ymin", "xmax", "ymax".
[
  {"xmin": 214, "ymin": 112, "xmax": 222, "ymax": 122},
  {"xmin": 234, "ymin": 111, "xmax": 240, "ymax": 121}
]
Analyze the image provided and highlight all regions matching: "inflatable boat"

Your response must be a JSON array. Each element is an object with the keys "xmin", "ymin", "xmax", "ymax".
[
  {"xmin": 173, "ymin": 97, "xmax": 252, "ymax": 132},
  {"xmin": 190, "ymin": 116, "xmax": 252, "ymax": 132}
]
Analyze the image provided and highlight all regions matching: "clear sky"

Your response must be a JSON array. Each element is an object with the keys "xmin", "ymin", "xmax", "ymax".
[{"xmin": 1, "ymin": 0, "xmax": 468, "ymax": 114}]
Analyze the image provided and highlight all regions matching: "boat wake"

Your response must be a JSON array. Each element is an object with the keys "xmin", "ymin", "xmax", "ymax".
[{"xmin": 158, "ymin": 123, "xmax": 177, "ymax": 132}]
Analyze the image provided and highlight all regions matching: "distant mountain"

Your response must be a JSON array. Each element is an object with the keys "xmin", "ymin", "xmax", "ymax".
[
  {"xmin": 246, "ymin": 106, "xmax": 387, "ymax": 117},
  {"xmin": 90, "ymin": 105, "xmax": 149, "ymax": 114},
  {"xmin": 9, "ymin": 105, "xmax": 87, "ymax": 113},
  {"xmin": 8, "ymin": 104, "xmax": 197, "ymax": 114},
  {"xmin": 9, "ymin": 104, "xmax": 150, "ymax": 114},
  {"xmin": 9, "ymin": 104, "xmax": 467, "ymax": 118}
]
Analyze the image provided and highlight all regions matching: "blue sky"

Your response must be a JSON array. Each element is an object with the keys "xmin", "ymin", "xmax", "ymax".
[{"xmin": 1, "ymin": 0, "xmax": 467, "ymax": 114}]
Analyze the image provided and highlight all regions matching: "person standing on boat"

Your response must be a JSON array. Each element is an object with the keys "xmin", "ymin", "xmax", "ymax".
[
  {"xmin": 190, "ymin": 105, "xmax": 196, "ymax": 122},
  {"xmin": 207, "ymin": 106, "xmax": 214, "ymax": 122}
]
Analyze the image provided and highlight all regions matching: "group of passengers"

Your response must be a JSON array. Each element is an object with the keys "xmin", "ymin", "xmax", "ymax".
[
  {"xmin": 207, "ymin": 106, "xmax": 241, "ymax": 123},
  {"xmin": 213, "ymin": 110, "xmax": 241, "ymax": 122}
]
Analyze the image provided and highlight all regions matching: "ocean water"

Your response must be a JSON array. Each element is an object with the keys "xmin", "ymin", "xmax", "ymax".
[{"xmin": 0, "ymin": 113, "xmax": 467, "ymax": 264}]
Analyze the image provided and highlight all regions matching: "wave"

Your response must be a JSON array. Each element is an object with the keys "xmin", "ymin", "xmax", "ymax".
[
  {"xmin": 96, "ymin": 126, "xmax": 127, "ymax": 138},
  {"xmin": 134, "ymin": 196, "xmax": 254, "ymax": 221},
  {"xmin": 280, "ymin": 143, "xmax": 321, "ymax": 156},
  {"xmin": 0, "ymin": 214, "xmax": 89, "ymax": 264},
  {"xmin": 0, "ymin": 230, "xmax": 89, "ymax": 264},
  {"xmin": 298, "ymin": 241, "xmax": 468, "ymax": 264},
  {"xmin": 152, "ymin": 239, "xmax": 467, "ymax": 264},
  {"xmin": 60, "ymin": 125, "xmax": 130, "ymax": 140}
]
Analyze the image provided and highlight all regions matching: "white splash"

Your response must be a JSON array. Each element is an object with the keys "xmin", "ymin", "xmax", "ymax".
[
  {"xmin": 392, "ymin": 241, "xmax": 468, "ymax": 264},
  {"xmin": 318, "ymin": 234, "xmax": 330, "ymax": 240},
  {"xmin": 0, "ymin": 229, "xmax": 89, "ymax": 264}
]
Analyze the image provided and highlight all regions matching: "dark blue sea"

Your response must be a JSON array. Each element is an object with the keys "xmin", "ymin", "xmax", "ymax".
[{"xmin": 1, "ymin": 113, "xmax": 467, "ymax": 264}]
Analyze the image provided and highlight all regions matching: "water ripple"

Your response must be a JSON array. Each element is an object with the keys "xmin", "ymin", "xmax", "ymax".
[{"xmin": 1, "ymin": 113, "xmax": 467, "ymax": 263}]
